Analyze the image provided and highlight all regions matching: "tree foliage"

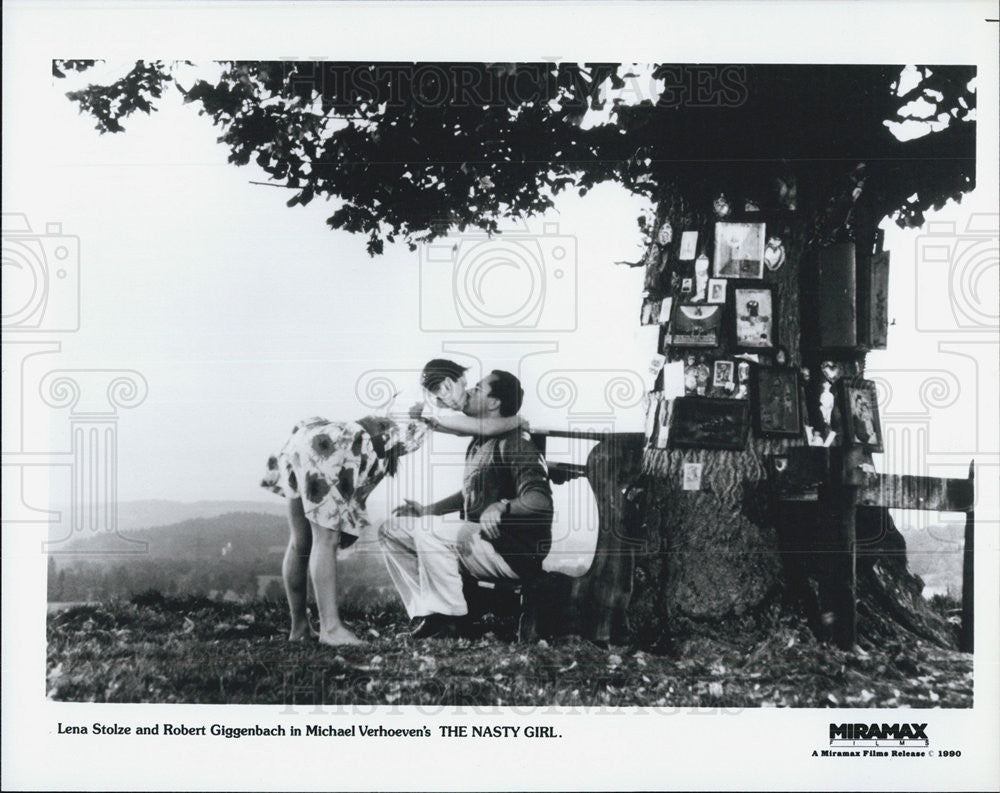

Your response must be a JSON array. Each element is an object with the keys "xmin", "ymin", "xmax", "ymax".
[{"xmin": 55, "ymin": 60, "xmax": 975, "ymax": 255}]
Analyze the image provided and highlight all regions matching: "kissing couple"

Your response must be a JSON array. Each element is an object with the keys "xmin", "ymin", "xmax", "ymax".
[{"xmin": 261, "ymin": 359, "xmax": 553, "ymax": 646}]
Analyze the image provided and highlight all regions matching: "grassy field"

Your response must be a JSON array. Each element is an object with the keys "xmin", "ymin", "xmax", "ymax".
[{"xmin": 46, "ymin": 593, "xmax": 972, "ymax": 708}]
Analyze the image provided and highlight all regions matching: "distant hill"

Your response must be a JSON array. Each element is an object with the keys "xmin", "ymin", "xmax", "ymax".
[
  {"xmin": 49, "ymin": 499, "xmax": 288, "ymax": 538},
  {"xmin": 48, "ymin": 509, "xmax": 395, "ymax": 603},
  {"xmin": 60, "ymin": 511, "xmax": 289, "ymax": 559},
  {"xmin": 900, "ymin": 522, "xmax": 965, "ymax": 598}
]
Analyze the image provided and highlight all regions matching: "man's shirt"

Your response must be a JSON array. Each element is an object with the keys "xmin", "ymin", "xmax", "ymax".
[{"xmin": 462, "ymin": 429, "xmax": 554, "ymax": 579}]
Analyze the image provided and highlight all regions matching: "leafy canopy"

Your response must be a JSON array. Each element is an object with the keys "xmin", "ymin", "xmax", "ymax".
[{"xmin": 56, "ymin": 61, "xmax": 975, "ymax": 255}]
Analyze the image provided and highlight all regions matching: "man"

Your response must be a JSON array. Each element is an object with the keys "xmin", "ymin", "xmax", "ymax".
[{"xmin": 379, "ymin": 370, "xmax": 554, "ymax": 638}]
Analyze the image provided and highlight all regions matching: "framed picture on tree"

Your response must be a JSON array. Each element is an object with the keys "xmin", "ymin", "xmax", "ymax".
[
  {"xmin": 733, "ymin": 286, "xmax": 775, "ymax": 351},
  {"xmin": 713, "ymin": 221, "xmax": 766, "ymax": 279},
  {"xmin": 669, "ymin": 397, "xmax": 750, "ymax": 451},
  {"xmin": 706, "ymin": 278, "xmax": 727, "ymax": 304},
  {"xmin": 838, "ymin": 377, "xmax": 884, "ymax": 452},
  {"xmin": 640, "ymin": 296, "xmax": 662, "ymax": 325},
  {"xmin": 669, "ymin": 302, "xmax": 722, "ymax": 348},
  {"xmin": 752, "ymin": 365, "xmax": 803, "ymax": 437},
  {"xmin": 712, "ymin": 359, "xmax": 736, "ymax": 392}
]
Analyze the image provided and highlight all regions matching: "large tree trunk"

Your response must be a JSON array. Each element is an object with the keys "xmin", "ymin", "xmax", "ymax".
[
  {"xmin": 624, "ymin": 184, "xmax": 806, "ymax": 638},
  {"xmin": 580, "ymin": 176, "xmax": 959, "ymax": 650}
]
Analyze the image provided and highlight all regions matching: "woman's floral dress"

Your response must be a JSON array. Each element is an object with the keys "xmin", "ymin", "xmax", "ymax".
[{"xmin": 261, "ymin": 416, "xmax": 427, "ymax": 539}]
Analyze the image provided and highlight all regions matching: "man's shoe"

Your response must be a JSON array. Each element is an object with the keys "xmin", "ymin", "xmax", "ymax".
[{"xmin": 409, "ymin": 614, "xmax": 458, "ymax": 639}]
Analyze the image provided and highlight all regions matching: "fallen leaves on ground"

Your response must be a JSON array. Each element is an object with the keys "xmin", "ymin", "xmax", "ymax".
[{"xmin": 45, "ymin": 598, "xmax": 972, "ymax": 708}]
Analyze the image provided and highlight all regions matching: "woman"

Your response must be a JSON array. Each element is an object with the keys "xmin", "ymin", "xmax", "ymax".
[{"xmin": 261, "ymin": 361, "xmax": 525, "ymax": 646}]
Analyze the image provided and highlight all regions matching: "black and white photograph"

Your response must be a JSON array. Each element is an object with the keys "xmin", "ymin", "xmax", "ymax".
[
  {"xmin": 640, "ymin": 295, "xmax": 662, "ymax": 325},
  {"xmin": 712, "ymin": 221, "xmax": 766, "ymax": 278},
  {"xmin": 669, "ymin": 302, "xmax": 723, "ymax": 347},
  {"xmin": 668, "ymin": 397, "xmax": 750, "ymax": 451},
  {"xmin": 3, "ymin": 2, "xmax": 998, "ymax": 792},
  {"xmin": 706, "ymin": 276, "xmax": 728, "ymax": 304},
  {"xmin": 733, "ymin": 286, "xmax": 776, "ymax": 350},
  {"xmin": 678, "ymin": 230, "xmax": 698, "ymax": 260},
  {"xmin": 840, "ymin": 377, "xmax": 885, "ymax": 452},
  {"xmin": 712, "ymin": 359, "xmax": 736, "ymax": 392},
  {"xmin": 753, "ymin": 365, "xmax": 803, "ymax": 438}
]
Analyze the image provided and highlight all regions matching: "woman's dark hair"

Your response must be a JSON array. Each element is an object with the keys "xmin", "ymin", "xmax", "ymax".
[
  {"xmin": 421, "ymin": 358, "xmax": 467, "ymax": 393},
  {"xmin": 488, "ymin": 369, "xmax": 524, "ymax": 417}
]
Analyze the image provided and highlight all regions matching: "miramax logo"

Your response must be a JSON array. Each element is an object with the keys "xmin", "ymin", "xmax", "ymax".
[
  {"xmin": 813, "ymin": 723, "xmax": 931, "ymax": 757},
  {"xmin": 830, "ymin": 723, "xmax": 928, "ymax": 743}
]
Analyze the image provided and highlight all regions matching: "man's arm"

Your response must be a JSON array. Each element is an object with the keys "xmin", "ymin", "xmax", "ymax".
[
  {"xmin": 478, "ymin": 436, "xmax": 553, "ymax": 537},
  {"xmin": 393, "ymin": 490, "xmax": 463, "ymax": 518},
  {"xmin": 426, "ymin": 490, "xmax": 464, "ymax": 516}
]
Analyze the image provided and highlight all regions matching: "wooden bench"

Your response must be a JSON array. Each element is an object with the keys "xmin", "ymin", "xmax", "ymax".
[
  {"xmin": 773, "ymin": 447, "xmax": 976, "ymax": 651},
  {"xmin": 461, "ymin": 570, "xmax": 576, "ymax": 642},
  {"xmin": 460, "ymin": 432, "xmax": 612, "ymax": 642}
]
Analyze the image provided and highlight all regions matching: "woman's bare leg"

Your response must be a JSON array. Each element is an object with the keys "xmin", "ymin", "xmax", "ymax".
[
  {"xmin": 283, "ymin": 498, "xmax": 314, "ymax": 641},
  {"xmin": 309, "ymin": 522, "xmax": 362, "ymax": 646}
]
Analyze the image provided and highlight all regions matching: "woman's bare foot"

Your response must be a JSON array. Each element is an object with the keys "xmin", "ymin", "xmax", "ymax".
[
  {"xmin": 288, "ymin": 617, "xmax": 318, "ymax": 642},
  {"xmin": 318, "ymin": 625, "xmax": 363, "ymax": 647}
]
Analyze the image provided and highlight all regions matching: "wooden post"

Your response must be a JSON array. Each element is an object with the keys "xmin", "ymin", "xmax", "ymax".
[
  {"xmin": 817, "ymin": 447, "xmax": 861, "ymax": 650},
  {"xmin": 960, "ymin": 460, "xmax": 974, "ymax": 653},
  {"xmin": 836, "ymin": 485, "xmax": 859, "ymax": 650}
]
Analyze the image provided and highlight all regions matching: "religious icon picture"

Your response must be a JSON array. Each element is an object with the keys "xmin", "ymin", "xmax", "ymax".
[
  {"xmin": 640, "ymin": 296, "xmax": 662, "ymax": 325},
  {"xmin": 752, "ymin": 366, "xmax": 803, "ymax": 438},
  {"xmin": 838, "ymin": 377, "xmax": 884, "ymax": 453},
  {"xmin": 683, "ymin": 354, "xmax": 702, "ymax": 395},
  {"xmin": 713, "ymin": 221, "xmax": 766, "ymax": 279},
  {"xmin": 670, "ymin": 303, "xmax": 722, "ymax": 348},
  {"xmin": 682, "ymin": 462, "xmax": 703, "ymax": 491},
  {"xmin": 708, "ymin": 278, "xmax": 728, "ymax": 304},
  {"xmin": 712, "ymin": 359, "xmax": 736, "ymax": 392},
  {"xmin": 669, "ymin": 397, "xmax": 750, "ymax": 451},
  {"xmin": 733, "ymin": 287, "xmax": 775, "ymax": 350},
  {"xmin": 679, "ymin": 230, "xmax": 698, "ymax": 260},
  {"xmin": 706, "ymin": 278, "xmax": 727, "ymax": 304}
]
